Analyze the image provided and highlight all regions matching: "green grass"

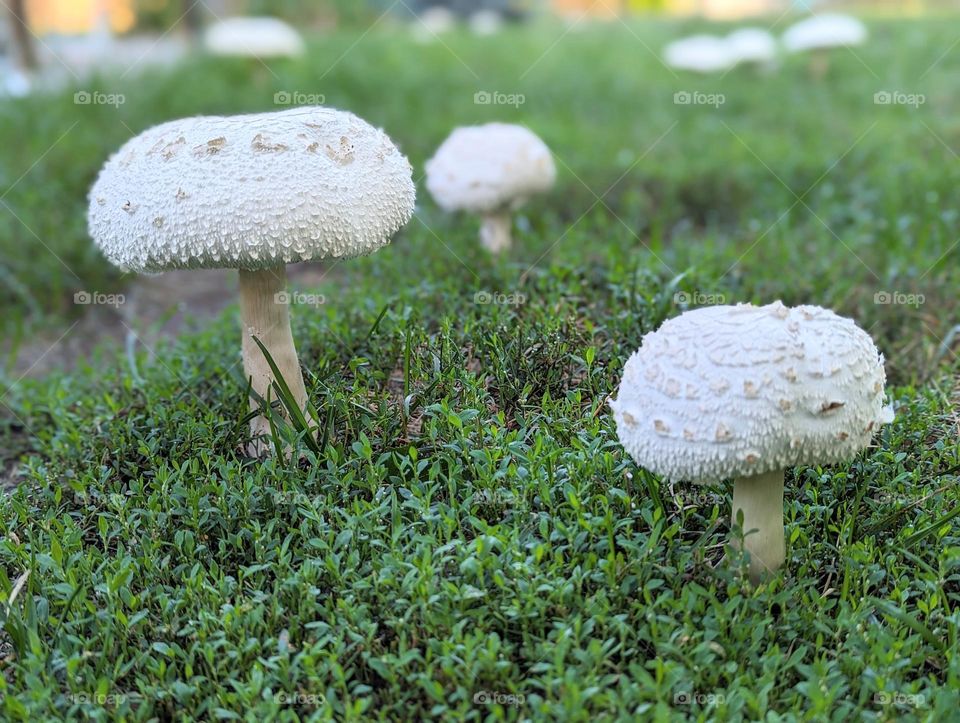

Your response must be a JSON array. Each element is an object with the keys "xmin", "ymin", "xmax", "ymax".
[{"xmin": 1, "ymin": 15, "xmax": 960, "ymax": 720}]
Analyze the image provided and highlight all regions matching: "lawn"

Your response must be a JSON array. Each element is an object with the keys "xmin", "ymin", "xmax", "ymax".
[{"xmin": 1, "ymin": 14, "xmax": 959, "ymax": 721}]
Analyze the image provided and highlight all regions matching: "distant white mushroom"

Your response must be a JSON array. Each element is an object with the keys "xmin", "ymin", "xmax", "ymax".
[
  {"xmin": 469, "ymin": 10, "xmax": 504, "ymax": 37},
  {"xmin": 782, "ymin": 14, "xmax": 867, "ymax": 76},
  {"xmin": 663, "ymin": 34, "xmax": 736, "ymax": 74},
  {"xmin": 610, "ymin": 301, "xmax": 893, "ymax": 582},
  {"xmin": 204, "ymin": 17, "xmax": 305, "ymax": 58},
  {"xmin": 425, "ymin": 123, "xmax": 556, "ymax": 254},
  {"xmin": 726, "ymin": 28, "xmax": 778, "ymax": 69},
  {"xmin": 88, "ymin": 107, "xmax": 415, "ymax": 454},
  {"xmin": 2, "ymin": 68, "xmax": 32, "ymax": 98},
  {"xmin": 413, "ymin": 6, "xmax": 457, "ymax": 43}
]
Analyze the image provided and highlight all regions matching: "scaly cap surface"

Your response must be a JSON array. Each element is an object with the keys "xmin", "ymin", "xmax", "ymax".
[
  {"xmin": 610, "ymin": 302, "xmax": 893, "ymax": 482},
  {"xmin": 88, "ymin": 106, "xmax": 415, "ymax": 272}
]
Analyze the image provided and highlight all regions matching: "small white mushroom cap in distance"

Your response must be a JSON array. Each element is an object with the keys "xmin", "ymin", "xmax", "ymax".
[
  {"xmin": 88, "ymin": 106, "xmax": 416, "ymax": 272},
  {"xmin": 610, "ymin": 301, "xmax": 893, "ymax": 483},
  {"xmin": 204, "ymin": 17, "xmax": 305, "ymax": 58},
  {"xmin": 3, "ymin": 69, "xmax": 32, "ymax": 98},
  {"xmin": 663, "ymin": 35, "xmax": 736, "ymax": 73},
  {"xmin": 782, "ymin": 14, "xmax": 867, "ymax": 53},
  {"xmin": 425, "ymin": 123, "xmax": 556, "ymax": 214},
  {"xmin": 469, "ymin": 10, "xmax": 504, "ymax": 37},
  {"xmin": 413, "ymin": 6, "xmax": 457, "ymax": 41},
  {"xmin": 726, "ymin": 28, "xmax": 778, "ymax": 65}
]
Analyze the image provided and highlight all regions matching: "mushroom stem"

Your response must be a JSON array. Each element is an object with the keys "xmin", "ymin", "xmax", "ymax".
[
  {"xmin": 238, "ymin": 266, "xmax": 310, "ymax": 452},
  {"xmin": 731, "ymin": 469, "xmax": 785, "ymax": 582},
  {"xmin": 809, "ymin": 50, "xmax": 829, "ymax": 79},
  {"xmin": 479, "ymin": 212, "xmax": 512, "ymax": 254}
]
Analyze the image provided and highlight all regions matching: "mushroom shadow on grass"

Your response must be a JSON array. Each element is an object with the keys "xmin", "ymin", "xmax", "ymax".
[
  {"xmin": 610, "ymin": 302, "xmax": 893, "ymax": 582},
  {"xmin": 87, "ymin": 106, "xmax": 415, "ymax": 455}
]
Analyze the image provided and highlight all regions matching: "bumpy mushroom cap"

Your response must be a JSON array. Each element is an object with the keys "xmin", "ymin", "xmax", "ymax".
[
  {"xmin": 727, "ymin": 28, "xmax": 778, "ymax": 65},
  {"xmin": 425, "ymin": 123, "xmax": 556, "ymax": 214},
  {"xmin": 204, "ymin": 17, "xmax": 305, "ymax": 58},
  {"xmin": 88, "ymin": 107, "xmax": 416, "ymax": 272},
  {"xmin": 610, "ymin": 302, "xmax": 893, "ymax": 482},
  {"xmin": 782, "ymin": 14, "xmax": 867, "ymax": 53},
  {"xmin": 663, "ymin": 35, "xmax": 736, "ymax": 73}
]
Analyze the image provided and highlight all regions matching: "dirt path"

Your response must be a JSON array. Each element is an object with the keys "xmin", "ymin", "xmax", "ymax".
[{"xmin": 4, "ymin": 262, "xmax": 333, "ymax": 379}]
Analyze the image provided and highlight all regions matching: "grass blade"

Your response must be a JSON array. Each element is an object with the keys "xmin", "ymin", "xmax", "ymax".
[
  {"xmin": 870, "ymin": 598, "xmax": 943, "ymax": 651},
  {"xmin": 902, "ymin": 504, "xmax": 960, "ymax": 549},
  {"xmin": 251, "ymin": 336, "xmax": 321, "ymax": 455}
]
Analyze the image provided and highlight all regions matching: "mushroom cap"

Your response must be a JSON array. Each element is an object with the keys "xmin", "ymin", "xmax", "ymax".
[
  {"xmin": 663, "ymin": 34, "xmax": 737, "ymax": 73},
  {"xmin": 727, "ymin": 28, "xmax": 778, "ymax": 65},
  {"xmin": 425, "ymin": 123, "xmax": 556, "ymax": 214},
  {"xmin": 469, "ymin": 10, "xmax": 504, "ymax": 36},
  {"xmin": 204, "ymin": 17, "xmax": 305, "ymax": 58},
  {"xmin": 88, "ymin": 106, "xmax": 415, "ymax": 272},
  {"xmin": 413, "ymin": 6, "xmax": 457, "ymax": 41},
  {"xmin": 610, "ymin": 302, "xmax": 893, "ymax": 483},
  {"xmin": 782, "ymin": 14, "xmax": 867, "ymax": 53}
]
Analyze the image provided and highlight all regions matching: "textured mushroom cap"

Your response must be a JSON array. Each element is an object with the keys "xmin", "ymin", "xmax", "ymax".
[
  {"xmin": 88, "ymin": 107, "xmax": 416, "ymax": 272},
  {"xmin": 425, "ymin": 123, "xmax": 556, "ymax": 214},
  {"xmin": 727, "ymin": 28, "xmax": 778, "ymax": 65},
  {"xmin": 204, "ymin": 17, "xmax": 305, "ymax": 58},
  {"xmin": 610, "ymin": 302, "xmax": 893, "ymax": 483},
  {"xmin": 782, "ymin": 14, "xmax": 867, "ymax": 53},
  {"xmin": 664, "ymin": 35, "xmax": 736, "ymax": 73}
]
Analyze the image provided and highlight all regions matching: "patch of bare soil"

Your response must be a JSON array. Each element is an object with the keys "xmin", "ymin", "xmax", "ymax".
[{"xmin": 5, "ymin": 263, "xmax": 332, "ymax": 379}]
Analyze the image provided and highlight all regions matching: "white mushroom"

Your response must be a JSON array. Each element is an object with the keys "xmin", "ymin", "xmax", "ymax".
[
  {"xmin": 782, "ymin": 14, "xmax": 867, "ymax": 52},
  {"xmin": 469, "ymin": 10, "xmax": 504, "ymax": 37},
  {"xmin": 2, "ymin": 68, "xmax": 32, "ymax": 98},
  {"xmin": 204, "ymin": 17, "xmax": 305, "ymax": 58},
  {"xmin": 782, "ymin": 14, "xmax": 867, "ymax": 76},
  {"xmin": 88, "ymin": 106, "xmax": 415, "ymax": 454},
  {"xmin": 412, "ymin": 6, "xmax": 457, "ymax": 43},
  {"xmin": 425, "ymin": 123, "xmax": 556, "ymax": 254},
  {"xmin": 726, "ymin": 28, "xmax": 778, "ymax": 68},
  {"xmin": 610, "ymin": 301, "xmax": 893, "ymax": 582},
  {"xmin": 663, "ymin": 35, "xmax": 736, "ymax": 74}
]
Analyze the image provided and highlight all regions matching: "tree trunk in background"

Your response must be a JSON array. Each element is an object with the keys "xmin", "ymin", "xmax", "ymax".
[{"xmin": 8, "ymin": 0, "xmax": 37, "ymax": 71}]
